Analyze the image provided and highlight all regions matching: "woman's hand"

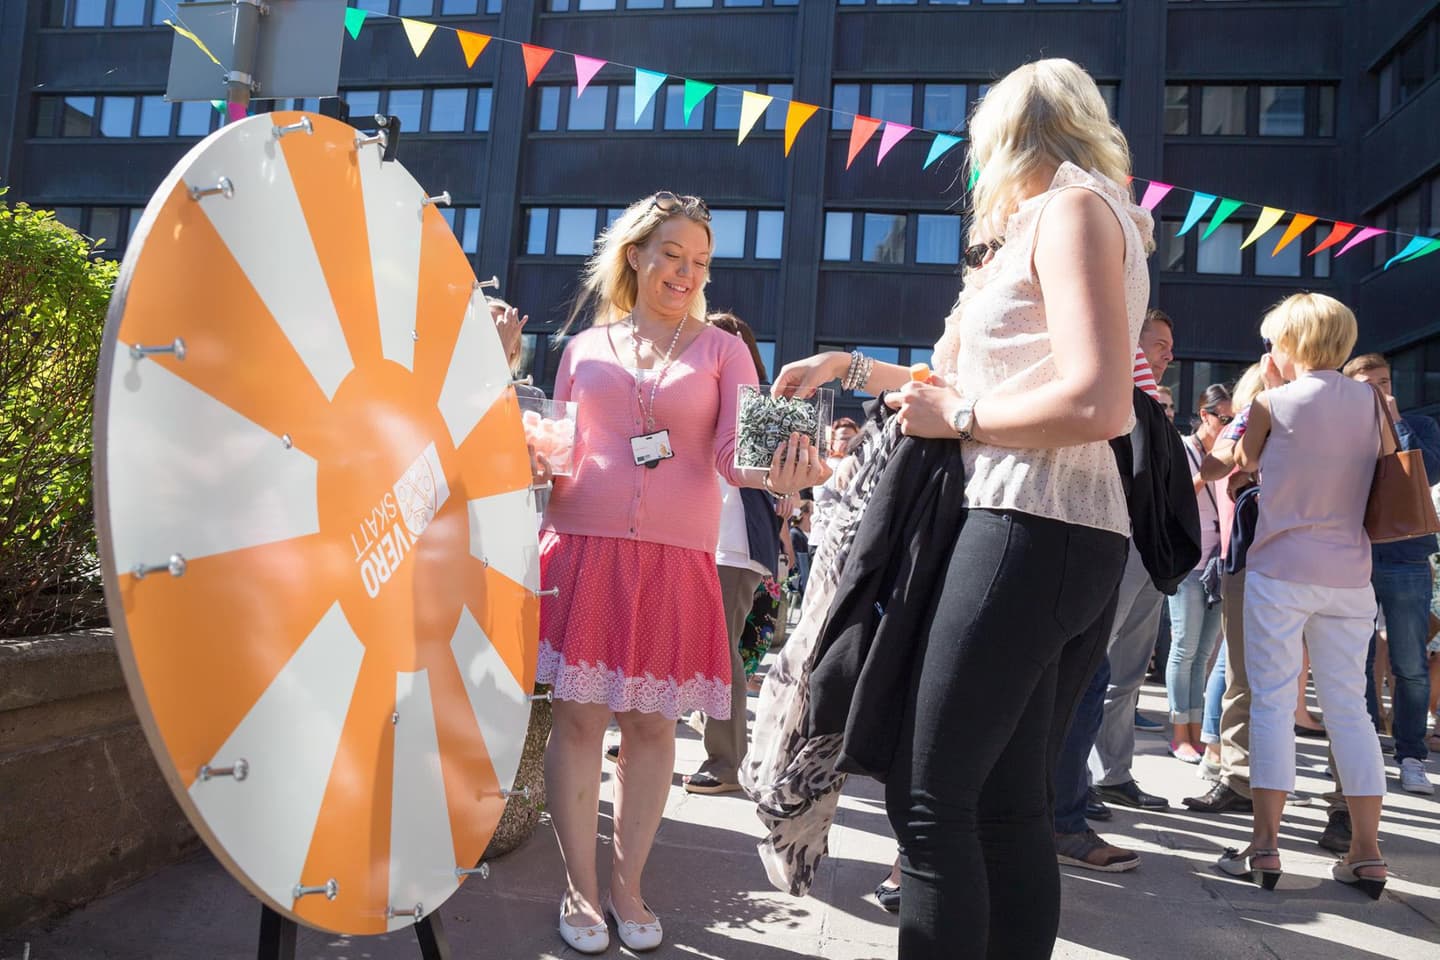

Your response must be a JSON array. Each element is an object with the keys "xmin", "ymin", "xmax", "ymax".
[
  {"xmin": 771, "ymin": 351, "xmax": 850, "ymax": 399},
  {"xmin": 527, "ymin": 443, "xmax": 553, "ymax": 490},
  {"xmin": 884, "ymin": 379, "xmax": 962, "ymax": 439},
  {"xmin": 495, "ymin": 305, "xmax": 529, "ymax": 368},
  {"xmin": 1260, "ymin": 353, "xmax": 1286, "ymax": 390},
  {"xmin": 766, "ymin": 433, "xmax": 831, "ymax": 494}
]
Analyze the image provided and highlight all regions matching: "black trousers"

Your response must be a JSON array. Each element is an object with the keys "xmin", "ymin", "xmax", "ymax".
[{"xmin": 886, "ymin": 509, "xmax": 1127, "ymax": 960}]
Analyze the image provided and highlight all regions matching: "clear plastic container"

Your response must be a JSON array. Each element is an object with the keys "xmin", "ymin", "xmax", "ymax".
[
  {"xmin": 518, "ymin": 396, "xmax": 578, "ymax": 476},
  {"xmin": 734, "ymin": 385, "xmax": 835, "ymax": 470}
]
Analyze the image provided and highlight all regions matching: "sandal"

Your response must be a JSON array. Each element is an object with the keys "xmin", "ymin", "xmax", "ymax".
[
  {"xmin": 1333, "ymin": 859, "xmax": 1387, "ymax": 901},
  {"xmin": 1215, "ymin": 847, "xmax": 1282, "ymax": 890}
]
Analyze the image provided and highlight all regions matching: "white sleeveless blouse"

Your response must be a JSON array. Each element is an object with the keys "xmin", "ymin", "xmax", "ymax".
[{"xmin": 937, "ymin": 163, "xmax": 1154, "ymax": 537}]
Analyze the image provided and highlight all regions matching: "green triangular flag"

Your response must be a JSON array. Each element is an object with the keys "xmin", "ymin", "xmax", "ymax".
[
  {"xmin": 1202, "ymin": 197, "xmax": 1245, "ymax": 240},
  {"xmin": 210, "ymin": 99, "xmax": 224, "ymax": 113},
  {"xmin": 344, "ymin": 7, "xmax": 368, "ymax": 40},
  {"xmin": 683, "ymin": 79, "xmax": 714, "ymax": 126},
  {"xmin": 967, "ymin": 166, "xmax": 980, "ymax": 191}
]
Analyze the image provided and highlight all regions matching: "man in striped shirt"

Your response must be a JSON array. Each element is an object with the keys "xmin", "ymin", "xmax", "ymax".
[{"xmin": 1054, "ymin": 309, "xmax": 1177, "ymax": 870}]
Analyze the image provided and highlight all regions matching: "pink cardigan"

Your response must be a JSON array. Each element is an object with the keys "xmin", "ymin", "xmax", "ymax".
[{"xmin": 541, "ymin": 323, "xmax": 757, "ymax": 554}]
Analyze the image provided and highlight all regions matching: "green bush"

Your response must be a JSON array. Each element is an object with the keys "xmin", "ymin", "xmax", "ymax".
[{"xmin": 1, "ymin": 192, "xmax": 118, "ymax": 637}]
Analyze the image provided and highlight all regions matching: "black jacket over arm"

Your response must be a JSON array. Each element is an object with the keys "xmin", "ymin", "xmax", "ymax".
[{"xmin": 805, "ymin": 411, "xmax": 968, "ymax": 781}]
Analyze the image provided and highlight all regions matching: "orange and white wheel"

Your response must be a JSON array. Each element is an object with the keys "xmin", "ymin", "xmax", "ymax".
[{"xmin": 92, "ymin": 111, "xmax": 539, "ymax": 935}]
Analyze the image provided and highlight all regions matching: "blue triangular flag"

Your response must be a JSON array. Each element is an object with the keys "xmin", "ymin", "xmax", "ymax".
[
  {"xmin": 1386, "ymin": 235, "xmax": 1440, "ymax": 269},
  {"xmin": 1178, "ymin": 192, "xmax": 1217, "ymax": 236},
  {"xmin": 634, "ymin": 68, "xmax": 666, "ymax": 125},
  {"xmin": 923, "ymin": 134, "xmax": 963, "ymax": 171}
]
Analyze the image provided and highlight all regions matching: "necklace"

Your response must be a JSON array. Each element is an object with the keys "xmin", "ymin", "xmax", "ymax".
[{"xmin": 628, "ymin": 314, "xmax": 686, "ymax": 433}]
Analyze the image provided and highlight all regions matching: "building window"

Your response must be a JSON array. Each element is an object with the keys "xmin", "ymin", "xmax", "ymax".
[
  {"xmin": 137, "ymin": 96, "xmax": 172, "ymax": 137},
  {"xmin": 177, "ymin": 100, "xmax": 216, "ymax": 137},
  {"xmin": 1157, "ymin": 220, "xmax": 1185, "ymax": 272},
  {"xmin": 915, "ymin": 214, "xmax": 961, "ymax": 265},
  {"xmin": 525, "ymin": 208, "xmax": 550, "ymax": 255},
  {"xmin": 824, "ymin": 211, "xmax": 853, "ymax": 261},
  {"xmin": 862, "ymin": 213, "xmax": 907, "ymax": 264},
  {"xmin": 754, "ymin": 210, "xmax": 784, "ymax": 259},
  {"xmin": 831, "ymin": 84, "xmax": 860, "ymax": 130},
  {"xmin": 536, "ymin": 87, "xmax": 561, "ymax": 130},
  {"xmin": 345, "ymin": 90, "xmax": 381, "ymax": 121},
  {"xmin": 714, "ymin": 84, "xmax": 758, "ymax": 130},
  {"xmin": 473, "ymin": 88, "xmax": 492, "ymax": 131},
  {"xmin": 568, "ymin": 87, "xmax": 609, "ymax": 130},
  {"xmin": 1200, "ymin": 86, "xmax": 1246, "ymax": 136},
  {"xmin": 112, "ymin": 0, "xmax": 147, "ymax": 25},
  {"xmin": 1254, "ymin": 239, "xmax": 1301, "ymax": 278},
  {"xmin": 442, "ymin": 206, "xmax": 483, "ymax": 254},
  {"xmin": 63, "ymin": 96, "xmax": 97, "ymax": 137},
  {"xmin": 388, "ymin": 89, "xmax": 423, "ymax": 132},
  {"xmin": 1258, "ymin": 86, "xmax": 1303, "ymax": 136},
  {"xmin": 555, "ymin": 208, "xmax": 599, "ymax": 255},
  {"xmin": 765, "ymin": 84, "xmax": 792, "ymax": 129},
  {"xmin": 1317, "ymin": 85, "xmax": 1336, "ymax": 137},
  {"xmin": 1195, "ymin": 224, "xmax": 1244, "ymax": 274},
  {"xmin": 710, "ymin": 210, "xmax": 747, "ymax": 258},
  {"xmin": 71, "ymin": 0, "xmax": 105, "ymax": 25},
  {"xmin": 869, "ymin": 84, "xmax": 914, "ymax": 125},
  {"xmin": 1163, "ymin": 86, "xmax": 1190, "ymax": 135},
  {"xmin": 429, "ymin": 88, "xmax": 470, "ymax": 132},
  {"xmin": 923, "ymin": 83, "xmax": 968, "ymax": 133},
  {"xmin": 615, "ymin": 85, "xmax": 657, "ymax": 130},
  {"xmin": 100, "ymin": 96, "xmax": 136, "ymax": 138}
]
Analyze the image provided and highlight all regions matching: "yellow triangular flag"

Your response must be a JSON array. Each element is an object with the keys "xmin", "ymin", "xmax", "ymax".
[
  {"xmin": 401, "ymin": 18, "xmax": 436, "ymax": 57},
  {"xmin": 784, "ymin": 102, "xmax": 819, "ymax": 156},
  {"xmin": 1241, "ymin": 206, "xmax": 1286, "ymax": 249},
  {"xmin": 737, "ymin": 91, "xmax": 773, "ymax": 146}
]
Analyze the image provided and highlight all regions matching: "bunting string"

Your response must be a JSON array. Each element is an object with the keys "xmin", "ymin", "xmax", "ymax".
[{"xmin": 170, "ymin": 9, "xmax": 1440, "ymax": 269}]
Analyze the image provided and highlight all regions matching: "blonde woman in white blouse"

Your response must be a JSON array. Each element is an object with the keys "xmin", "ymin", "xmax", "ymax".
[{"xmin": 774, "ymin": 59, "xmax": 1151, "ymax": 960}]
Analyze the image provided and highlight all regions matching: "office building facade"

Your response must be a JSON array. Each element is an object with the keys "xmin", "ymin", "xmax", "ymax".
[{"xmin": 3, "ymin": 0, "xmax": 1437, "ymax": 412}]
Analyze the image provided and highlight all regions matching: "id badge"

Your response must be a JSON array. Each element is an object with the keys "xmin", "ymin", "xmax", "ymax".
[{"xmin": 631, "ymin": 430, "xmax": 674, "ymax": 468}]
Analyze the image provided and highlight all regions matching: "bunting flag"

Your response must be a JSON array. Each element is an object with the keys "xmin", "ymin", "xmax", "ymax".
[
  {"xmin": 343, "ymin": 7, "xmax": 368, "ymax": 40},
  {"xmin": 521, "ymin": 44, "xmax": 554, "ymax": 86},
  {"xmin": 737, "ymin": 91, "xmax": 773, "ymax": 146},
  {"xmin": 226, "ymin": 102, "xmax": 247, "ymax": 123},
  {"xmin": 1336, "ymin": 226, "xmax": 1386, "ymax": 258},
  {"xmin": 1138, "ymin": 181, "xmax": 1173, "ymax": 212},
  {"xmin": 1311, "ymin": 222, "xmax": 1356, "ymax": 256},
  {"xmin": 1272, "ymin": 213, "xmax": 1318, "ymax": 256},
  {"xmin": 1178, "ymin": 193, "xmax": 1217, "ymax": 236},
  {"xmin": 876, "ymin": 123, "xmax": 913, "ymax": 166},
  {"xmin": 683, "ymin": 79, "xmax": 714, "ymax": 125},
  {"xmin": 209, "ymin": 99, "xmax": 224, "ymax": 113},
  {"xmin": 1202, "ymin": 197, "xmax": 1245, "ymax": 240},
  {"xmin": 400, "ymin": 18, "xmax": 436, "ymax": 57},
  {"xmin": 327, "ymin": 13, "xmax": 1437, "ymax": 270},
  {"xmin": 634, "ymin": 68, "xmax": 666, "ymax": 124},
  {"xmin": 1241, "ymin": 206, "xmax": 1286, "ymax": 249},
  {"xmin": 573, "ymin": 55, "xmax": 607, "ymax": 97},
  {"xmin": 924, "ymin": 133, "xmax": 963, "ymax": 170},
  {"xmin": 846, "ymin": 116, "xmax": 882, "ymax": 169},
  {"xmin": 783, "ymin": 102, "xmax": 819, "ymax": 156},
  {"xmin": 457, "ymin": 30, "xmax": 490, "ymax": 69},
  {"xmin": 1387, "ymin": 236, "xmax": 1440, "ymax": 269}
]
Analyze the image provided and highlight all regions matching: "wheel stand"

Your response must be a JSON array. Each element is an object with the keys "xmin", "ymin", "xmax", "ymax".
[{"xmin": 257, "ymin": 904, "xmax": 452, "ymax": 960}]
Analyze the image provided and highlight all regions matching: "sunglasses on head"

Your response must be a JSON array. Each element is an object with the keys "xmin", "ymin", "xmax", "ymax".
[
  {"xmin": 963, "ymin": 237, "xmax": 1005, "ymax": 269},
  {"xmin": 1262, "ymin": 337, "xmax": 1274, "ymax": 353},
  {"xmin": 651, "ymin": 191, "xmax": 711, "ymax": 222}
]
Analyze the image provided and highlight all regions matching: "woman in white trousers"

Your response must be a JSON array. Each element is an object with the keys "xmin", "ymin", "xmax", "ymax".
[{"xmin": 1222, "ymin": 292, "xmax": 1388, "ymax": 899}]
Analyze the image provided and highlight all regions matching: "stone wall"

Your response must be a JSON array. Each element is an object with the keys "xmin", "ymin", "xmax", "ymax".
[{"xmin": 0, "ymin": 630, "xmax": 198, "ymax": 930}]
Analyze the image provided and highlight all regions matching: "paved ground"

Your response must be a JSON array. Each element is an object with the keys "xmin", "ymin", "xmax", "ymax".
[{"xmin": 5, "ymin": 680, "xmax": 1439, "ymax": 960}]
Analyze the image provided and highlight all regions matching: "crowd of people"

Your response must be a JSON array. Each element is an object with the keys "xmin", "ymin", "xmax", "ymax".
[{"xmin": 489, "ymin": 56, "xmax": 1436, "ymax": 960}]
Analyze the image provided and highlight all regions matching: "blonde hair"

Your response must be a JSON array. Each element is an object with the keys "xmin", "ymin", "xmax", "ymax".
[
  {"xmin": 1230, "ymin": 363, "xmax": 1266, "ymax": 411},
  {"xmin": 1259, "ymin": 292, "xmax": 1357, "ymax": 372},
  {"xmin": 561, "ymin": 193, "xmax": 713, "ymax": 336},
  {"xmin": 966, "ymin": 59, "xmax": 1136, "ymax": 246}
]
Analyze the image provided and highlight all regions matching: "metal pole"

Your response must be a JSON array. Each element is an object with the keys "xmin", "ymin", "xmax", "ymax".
[{"xmin": 226, "ymin": 0, "xmax": 264, "ymax": 111}]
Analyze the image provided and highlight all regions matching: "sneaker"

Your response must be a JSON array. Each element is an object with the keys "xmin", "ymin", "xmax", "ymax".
[
  {"xmin": 1318, "ymin": 810, "xmax": 1352, "ymax": 854},
  {"xmin": 1134, "ymin": 712, "xmax": 1165, "ymax": 733},
  {"xmin": 1399, "ymin": 758, "xmax": 1435, "ymax": 795},
  {"xmin": 1055, "ymin": 830, "xmax": 1140, "ymax": 872}
]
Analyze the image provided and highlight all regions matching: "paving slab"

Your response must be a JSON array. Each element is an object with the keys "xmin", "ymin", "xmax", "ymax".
[{"xmin": 4, "ymin": 682, "xmax": 1437, "ymax": 959}]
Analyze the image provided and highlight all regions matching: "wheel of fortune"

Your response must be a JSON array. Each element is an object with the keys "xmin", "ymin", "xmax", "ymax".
[{"xmin": 91, "ymin": 110, "xmax": 541, "ymax": 935}]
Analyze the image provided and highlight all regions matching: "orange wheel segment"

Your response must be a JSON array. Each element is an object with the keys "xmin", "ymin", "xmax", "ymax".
[{"xmin": 92, "ymin": 112, "xmax": 539, "ymax": 935}]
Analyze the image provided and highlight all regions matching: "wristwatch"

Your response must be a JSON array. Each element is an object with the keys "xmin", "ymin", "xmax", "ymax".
[{"xmin": 950, "ymin": 399, "xmax": 976, "ymax": 442}]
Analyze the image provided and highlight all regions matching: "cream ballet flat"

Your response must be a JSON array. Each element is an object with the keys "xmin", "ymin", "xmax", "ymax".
[
  {"xmin": 605, "ymin": 895, "xmax": 663, "ymax": 952},
  {"xmin": 558, "ymin": 896, "xmax": 609, "ymax": 955}
]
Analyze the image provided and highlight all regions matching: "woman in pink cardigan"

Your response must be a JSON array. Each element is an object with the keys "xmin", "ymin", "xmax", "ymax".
[{"xmin": 539, "ymin": 192, "xmax": 827, "ymax": 954}]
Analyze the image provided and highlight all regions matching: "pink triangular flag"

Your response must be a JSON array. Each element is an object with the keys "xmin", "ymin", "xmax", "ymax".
[
  {"xmin": 875, "ymin": 123, "xmax": 913, "ymax": 166},
  {"xmin": 1139, "ymin": 181, "xmax": 1174, "ymax": 211},
  {"xmin": 1335, "ymin": 226, "xmax": 1386, "ymax": 258},
  {"xmin": 573, "ymin": 54, "xmax": 606, "ymax": 97}
]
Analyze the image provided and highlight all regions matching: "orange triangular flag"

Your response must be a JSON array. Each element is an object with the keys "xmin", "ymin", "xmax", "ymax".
[
  {"xmin": 521, "ymin": 44, "xmax": 554, "ymax": 87},
  {"xmin": 457, "ymin": 30, "xmax": 490, "ymax": 69},
  {"xmin": 1271, "ymin": 212, "xmax": 1318, "ymax": 256},
  {"xmin": 783, "ymin": 102, "xmax": 818, "ymax": 156},
  {"xmin": 846, "ymin": 115, "xmax": 882, "ymax": 169}
]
